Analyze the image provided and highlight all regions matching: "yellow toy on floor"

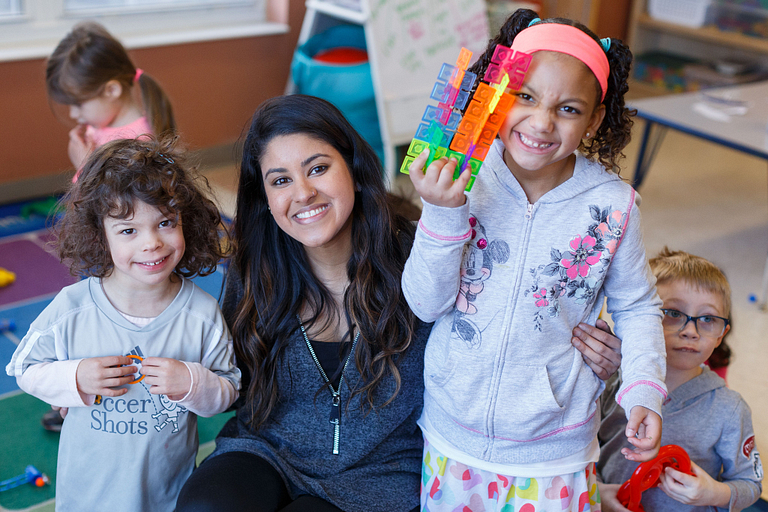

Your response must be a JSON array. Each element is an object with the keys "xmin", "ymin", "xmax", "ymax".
[{"xmin": 0, "ymin": 267, "xmax": 16, "ymax": 287}]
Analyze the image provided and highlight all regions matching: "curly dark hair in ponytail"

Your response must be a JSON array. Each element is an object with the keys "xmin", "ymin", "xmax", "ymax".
[
  {"xmin": 468, "ymin": 8, "xmax": 635, "ymax": 173},
  {"xmin": 582, "ymin": 33, "xmax": 635, "ymax": 172}
]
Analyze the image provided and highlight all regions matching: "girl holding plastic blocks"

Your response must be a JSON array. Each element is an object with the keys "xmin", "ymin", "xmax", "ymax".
[{"xmin": 404, "ymin": 9, "xmax": 667, "ymax": 511}]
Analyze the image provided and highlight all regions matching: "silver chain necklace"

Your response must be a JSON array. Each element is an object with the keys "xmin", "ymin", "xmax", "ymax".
[{"xmin": 297, "ymin": 316, "xmax": 360, "ymax": 455}]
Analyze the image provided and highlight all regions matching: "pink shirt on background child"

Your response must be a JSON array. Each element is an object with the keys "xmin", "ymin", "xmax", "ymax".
[
  {"xmin": 73, "ymin": 116, "xmax": 153, "ymax": 182},
  {"xmin": 85, "ymin": 115, "xmax": 152, "ymax": 147}
]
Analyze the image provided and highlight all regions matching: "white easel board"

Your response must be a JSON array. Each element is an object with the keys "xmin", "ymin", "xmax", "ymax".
[{"xmin": 296, "ymin": 0, "xmax": 491, "ymax": 177}]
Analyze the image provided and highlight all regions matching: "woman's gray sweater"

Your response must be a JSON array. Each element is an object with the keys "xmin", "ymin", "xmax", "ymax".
[{"xmin": 210, "ymin": 267, "xmax": 431, "ymax": 512}]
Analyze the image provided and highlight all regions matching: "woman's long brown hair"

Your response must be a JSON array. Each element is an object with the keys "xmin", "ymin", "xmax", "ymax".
[{"xmin": 229, "ymin": 95, "xmax": 417, "ymax": 430}]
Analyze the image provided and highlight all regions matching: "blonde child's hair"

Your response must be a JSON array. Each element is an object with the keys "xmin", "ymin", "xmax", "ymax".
[{"xmin": 649, "ymin": 247, "xmax": 731, "ymax": 318}]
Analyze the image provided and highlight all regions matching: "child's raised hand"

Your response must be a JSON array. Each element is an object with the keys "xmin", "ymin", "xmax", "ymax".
[
  {"xmin": 140, "ymin": 357, "xmax": 191, "ymax": 400},
  {"xmin": 408, "ymin": 149, "xmax": 471, "ymax": 208},
  {"xmin": 68, "ymin": 124, "xmax": 94, "ymax": 170},
  {"xmin": 622, "ymin": 406, "xmax": 662, "ymax": 461},
  {"xmin": 658, "ymin": 461, "xmax": 732, "ymax": 508},
  {"xmin": 76, "ymin": 355, "xmax": 137, "ymax": 397}
]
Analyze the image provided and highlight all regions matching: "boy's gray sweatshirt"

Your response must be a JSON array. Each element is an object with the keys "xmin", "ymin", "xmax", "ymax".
[
  {"xmin": 6, "ymin": 277, "xmax": 241, "ymax": 512},
  {"xmin": 598, "ymin": 369, "xmax": 763, "ymax": 511},
  {"xmin": 402, "ymin": 139, "xmax": 667, "ymax": 464}
]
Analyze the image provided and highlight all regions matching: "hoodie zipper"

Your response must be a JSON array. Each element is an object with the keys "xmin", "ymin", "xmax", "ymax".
[
  {"xmin": 298, "ymin": 318, "xmax": 360, "ymax": 455},
  {"xmin": 525, "ymin": 203, "xmax": 534, "ymax": 219},
  {"xmin": 484, "ymin": 201, "xmax": 537, "ymax": 456}
]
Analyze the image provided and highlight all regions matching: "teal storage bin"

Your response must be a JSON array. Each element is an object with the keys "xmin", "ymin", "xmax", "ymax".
[{"xmin": 291, "ymin": 25, "xmax": 384, "ymax": 165}]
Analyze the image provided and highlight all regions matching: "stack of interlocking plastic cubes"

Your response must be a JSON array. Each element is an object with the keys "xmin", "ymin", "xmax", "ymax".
[{"xmin": 399, "ymin": 45, "xmax": 531, "ymax": 191}]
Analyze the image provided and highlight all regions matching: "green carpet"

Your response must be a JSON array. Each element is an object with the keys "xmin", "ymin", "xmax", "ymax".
[
  {"xmin": 0, "ymin": 392, "xmax": 233, "ymax": 511},
  {"xmin": 0, "ymin": 393, "xmax": 56, "ymax": 510}
]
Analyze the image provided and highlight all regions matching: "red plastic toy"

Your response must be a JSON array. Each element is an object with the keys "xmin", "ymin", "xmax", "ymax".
[{"xmin": 616, "ymin": 444, "xmax": 694, "ymax": 512}]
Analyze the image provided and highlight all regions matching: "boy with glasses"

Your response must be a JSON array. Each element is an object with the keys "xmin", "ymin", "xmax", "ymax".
[{"xmin": 596, "ymin": 248, "xmax": 763, "ymax": 511}]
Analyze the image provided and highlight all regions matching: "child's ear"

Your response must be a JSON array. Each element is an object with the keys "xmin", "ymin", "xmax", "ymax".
[
  {"xmin": 102, "ymin": 80, "xmax": 123, "ymax": 100},
  {"xmin": 715, "ymin": 324, "xmax": 731, "ymax": 347},
  {"xmin": 587, "ymin": 104, "xmax": 606, "ymax": 137}
]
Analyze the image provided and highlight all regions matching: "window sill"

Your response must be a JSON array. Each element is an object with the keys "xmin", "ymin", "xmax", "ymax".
[{"xmin": 0, "ymin": 21, "xmax": 288, "ymax": 62}]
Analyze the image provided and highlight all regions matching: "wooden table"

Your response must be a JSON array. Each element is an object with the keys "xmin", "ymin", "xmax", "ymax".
[{"xmin": 629, "ymin": 81, "xmax": 768, "ymax": 307}]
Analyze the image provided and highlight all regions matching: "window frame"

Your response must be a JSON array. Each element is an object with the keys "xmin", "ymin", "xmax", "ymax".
[{"xmin": 0, "ymin": 0, "xmax": 287, "ymax": 62}]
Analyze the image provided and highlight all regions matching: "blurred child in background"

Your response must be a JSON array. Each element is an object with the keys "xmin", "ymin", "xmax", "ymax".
[
  {"xmin": 597, "ymin": 248, "xmax": 762, "ymax": 512},
  {"xmin": 46, "ymin": 21, "xmax": 175, "ymax": 181}
]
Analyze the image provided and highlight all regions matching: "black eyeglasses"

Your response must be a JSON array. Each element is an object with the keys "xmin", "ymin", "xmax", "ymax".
[{"xmin": 661, "ymin": 309, "xmax": 729, "ymax": 337}]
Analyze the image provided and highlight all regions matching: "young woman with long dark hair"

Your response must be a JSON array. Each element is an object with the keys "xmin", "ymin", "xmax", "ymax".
[{"xmin": 176, "ymin": 95, "xmax": 429, "ymax": 512}]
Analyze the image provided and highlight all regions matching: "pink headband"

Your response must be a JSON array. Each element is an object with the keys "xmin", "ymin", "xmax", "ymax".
[
  {"xmin": 133, "ymin": 68, "xmax": 144, "ymax": 83},
  {"xmin": 511, "ymin": 24, "xmax": 609, "ymax": 101}
]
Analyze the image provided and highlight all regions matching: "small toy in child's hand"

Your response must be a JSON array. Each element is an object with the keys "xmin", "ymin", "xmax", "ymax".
[
  {"xmin": 0, "ymin": 267, "xmax": 16, "ymax": 288},
  {"xmin": 127, "ymin": 354, "xmax": 144, "ymax": 384},
  {"xmin": 400, "ymin": 45, "xmax": 530, "ymax": 191},
  {"xmin": 94, "ymin": 353, "xmax": 145, "ymax": 404},
  {"xmin": 616, "ymin": 444, "xmax": 694, "ymax": 512},
  {"xmin": 0, "ymin": 465, "xmax": 50, "ymax": 492}
]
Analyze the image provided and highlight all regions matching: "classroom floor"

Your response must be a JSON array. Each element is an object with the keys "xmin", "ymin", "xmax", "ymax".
[{"xmin": 201, "ymin": 111, "xmax": 768, "ymax": 502}]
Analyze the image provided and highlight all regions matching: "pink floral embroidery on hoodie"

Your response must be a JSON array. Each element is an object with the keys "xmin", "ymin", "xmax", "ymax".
[{"xmin": 560, "ymin": 235, "xmax": 602, "ymax": 280}]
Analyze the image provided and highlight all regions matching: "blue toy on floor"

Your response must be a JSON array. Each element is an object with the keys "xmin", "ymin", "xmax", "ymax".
[{"xmin": 0, "ymin": 465, "xmax": 49, "ymax": 492}]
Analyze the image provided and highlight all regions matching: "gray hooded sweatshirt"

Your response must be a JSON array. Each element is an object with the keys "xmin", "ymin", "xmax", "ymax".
[
  {"xmin": 402, "ymin": 139, "xmax": 667, "ymax": 465},
  {"xmin": 598, "ymin": 368, "xmax": 763, "ymax": 512}
]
